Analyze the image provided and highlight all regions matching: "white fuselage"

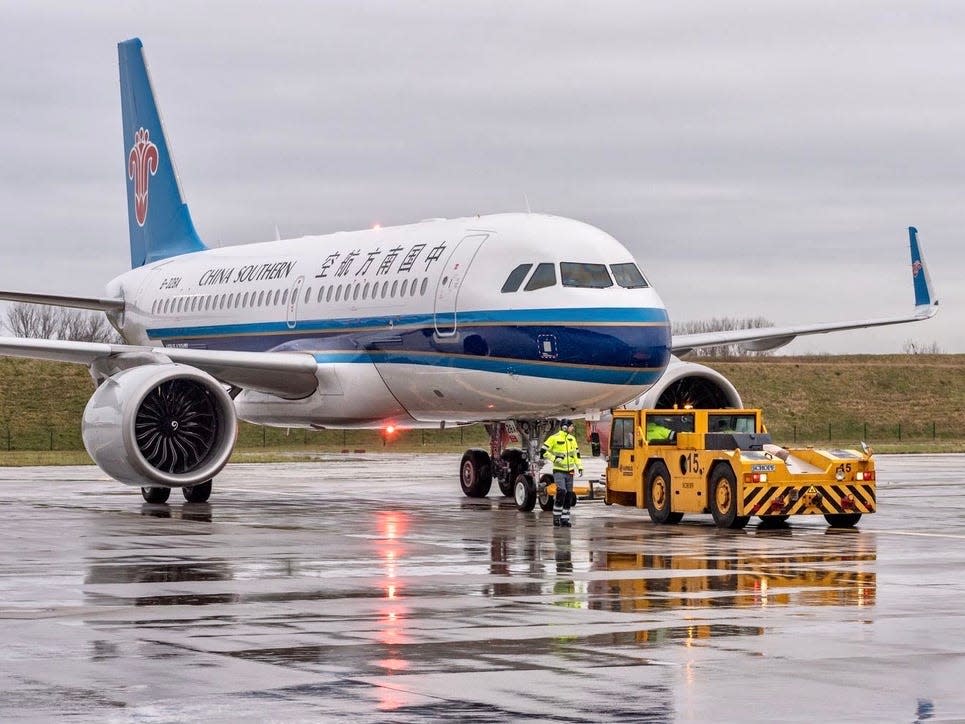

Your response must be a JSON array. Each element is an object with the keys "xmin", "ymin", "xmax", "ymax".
[{"xmin": 110, "ymin": 213, "xmax": 672, "ymax": 428}]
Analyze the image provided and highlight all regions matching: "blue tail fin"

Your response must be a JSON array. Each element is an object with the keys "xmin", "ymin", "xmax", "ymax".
[
  {"xmin": 908, "ymin": 227, "xmax": 936, "ymax": 309},
  {"xmin": 118, "ymin": 38, "xmax": 206, "ymax": 268}
]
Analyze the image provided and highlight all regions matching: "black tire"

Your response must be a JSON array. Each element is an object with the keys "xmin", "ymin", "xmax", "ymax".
[
  {"xmin": 514, "ymin": 474, "xmax": 536, "ymax": 512},
  {"xmin": 825, "ymin": 513, "xmax": 862, "ymax": 528},
  {"xmin": 498, "ymin": 449, "xmax": 524, "ymax": 497},
  {"xmin": 758, "ymin": 515, "xmax": 789, "ymax": 527},
  {"xmin": 538, "ymin": 473, "xmax": 556, "ymax": 511},
  {"xmin": 141, "ymin": 486, "xmax": 171, "ymax": 504},
  {"xmin": 645, "ymin": 461, "xmax": 682, "ymax": 524},
  {"xmin": 183, "ymin": 480, "xmax": 213, "ymax": 503},
  {"xmin": 709, "ymin": 465, "xmax": 748, "ymax": 529},
  {"xmin": 460, "ymin": 449, "xmax": 492, "ymax": 498}
]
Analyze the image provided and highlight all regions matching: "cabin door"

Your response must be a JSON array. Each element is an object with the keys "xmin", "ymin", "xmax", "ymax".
[{"xmin": 433, "ymin": 234, "xmax": 488, "ymax": 336}]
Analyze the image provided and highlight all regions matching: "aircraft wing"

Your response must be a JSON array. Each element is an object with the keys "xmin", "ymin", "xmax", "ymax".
[
  {"xmin": 0, "ymin": 337, "xmax": 319, "ymax": 399},
  {"xmin": 0, "ymin": 290, "xmax": 125, "ymax": 313},
  {"xmin": 671, "ymin": 227, "xmax": 939, "ymax": 356}
]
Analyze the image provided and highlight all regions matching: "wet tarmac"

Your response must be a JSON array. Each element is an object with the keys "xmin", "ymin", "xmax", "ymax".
[{"xmin": 1, "ymin": 453, "xmax": 964, "ymax": 722}]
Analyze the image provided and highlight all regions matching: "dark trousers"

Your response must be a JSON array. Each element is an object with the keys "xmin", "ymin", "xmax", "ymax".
[{"xmin": 553, "ymin": 471, "xmax": 574, "ymax": 524}]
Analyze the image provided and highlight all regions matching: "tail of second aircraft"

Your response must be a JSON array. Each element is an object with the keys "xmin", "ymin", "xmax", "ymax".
[
  {"xmin": 908, "ymin": 226, "xmax": 938, "ymax": 313},
  {"xmin": 118, "ymin": 38, "xmax": 206, "ymax": 268}
]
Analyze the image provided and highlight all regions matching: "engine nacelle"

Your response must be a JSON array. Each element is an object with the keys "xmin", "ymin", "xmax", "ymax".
[
  {"xmin": 621, "ymin": 356, "xmax": 743, "ymax": 410},
  {"xmin": 588, "ymin": 357, "xmax": 743, "ymax": 456},
  {"xmin": 82, "ymin": 364, "xmax": 237, "ymax": 487}
]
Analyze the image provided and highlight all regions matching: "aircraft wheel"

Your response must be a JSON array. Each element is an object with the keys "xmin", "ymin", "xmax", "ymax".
[
  {"xmin": 825, "ymin": 513, "xmax": 862, "ymax": 528},
  {"xmin": 183, "ymin": 480, "xmax": 213, "ymax": 503},
  {"xmin": 498, "ymin": 449, "xmax": 524, "ymax": 497},
  {"xmin": 646, "ymin": 462, "xmax": 682, "ymax": 524},
  {"xmin": 141, "ymin": 486, "xmax": 171, "ymax": 504},
  {"xmin": 514, "ymin": 474, "xmax": 536, "ymax": 512},
  {"xmin": 460, "ymin": 449, "xmax": 492, "ymax": 498},
  {"xmin": 709, "ymin": 465, "xmax": 748, "ymax": 529},
  {"xmin": 538, "ymin": 474, "xmax": 556, "ymax": 511}
]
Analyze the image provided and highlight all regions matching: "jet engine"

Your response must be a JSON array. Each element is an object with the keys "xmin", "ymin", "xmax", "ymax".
[
  {"xmin": 588, "ymin": 357, "xmax": 743, "ymax": 456},
  {"xmin": 82, "ymin": 364, "xmax": 237, "ymax": 487},
  {"xmin": 623, "ymin": 356, "xmax": 742, "ymax": 410}
]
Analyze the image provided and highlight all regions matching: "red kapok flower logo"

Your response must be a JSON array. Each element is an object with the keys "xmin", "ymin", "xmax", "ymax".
[{"xmin": 128, "ymin": 127, "xmax": 159, "ymax": 227}]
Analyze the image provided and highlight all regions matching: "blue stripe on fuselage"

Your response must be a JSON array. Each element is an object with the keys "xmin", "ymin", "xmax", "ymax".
[
  {"xmin": 145, "ymin": 306, "xmax": 671, "ymax": 385},
  {"xmin": 146, "ymin": 306, "xmax": 668, "ymax": 340}
]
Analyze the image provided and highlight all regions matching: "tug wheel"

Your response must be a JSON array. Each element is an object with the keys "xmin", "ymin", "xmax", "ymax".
[
  {"xmin": 709, "ymin": 465, "xmax": 748, "ymax": 529},
  {"xmin": 645, "ymin": 461, "xmax": 682, "ymax": 524},
  {"xmin": 825, "ymin": 513, "xmax": 862, "ymax": 528}
]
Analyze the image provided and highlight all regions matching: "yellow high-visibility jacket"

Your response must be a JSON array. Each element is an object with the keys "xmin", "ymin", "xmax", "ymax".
[{"xmin": 541, "ymin": 430, "xmax": 583, "ymax": 473}]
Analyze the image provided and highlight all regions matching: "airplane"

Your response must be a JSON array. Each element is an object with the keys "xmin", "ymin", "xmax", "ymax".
[{"xmin": 0, "ymin": 38, "xmax": 939, "ymax": 505}]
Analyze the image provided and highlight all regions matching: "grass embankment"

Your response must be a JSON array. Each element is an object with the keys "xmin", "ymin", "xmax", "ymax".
[
  {"xmin": 0, "ymin": 354, "xmax": 962, "ymax": 466},
  {"xmin": 706, "ymin": 355, "xmax": 965, "ymax": 451}
]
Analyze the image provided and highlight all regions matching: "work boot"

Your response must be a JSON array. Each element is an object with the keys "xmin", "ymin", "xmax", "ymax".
[
  {"xmin": 561, "ymin": 520, "xmax": 572, "ymax": 528},
  {"xmin": 553, "ymin": 516, "xmax": 561, "ymax": 527}
]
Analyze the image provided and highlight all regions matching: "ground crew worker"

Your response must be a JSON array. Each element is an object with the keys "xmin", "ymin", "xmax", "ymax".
[
  {"xmin": 645, "ymin": 418, "xmax": 674, "ymax": 442},
  {"xmin": 541, "ymin": 419, "xmax": 583, "ymax": 527}
]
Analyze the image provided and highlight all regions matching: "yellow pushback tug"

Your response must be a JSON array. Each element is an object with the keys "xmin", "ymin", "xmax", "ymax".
[{"xmin": 603, "ymin": 408, "xmax": 876, "ymax": 528}]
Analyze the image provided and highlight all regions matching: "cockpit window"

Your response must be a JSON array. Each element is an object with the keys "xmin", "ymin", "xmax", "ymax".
[
  {"xmin": 524, "ymin": 263, "xmax": 557, "ymax": 291},
  {"xmin": 501, "ymin": 263, "xmax": 533, "ymax": 293},
  {"xmin": 610, "ymin": 262, "xmax": 650, "ymax": 288},
  {"xmin": 561, "ymin": 262, "xmax": 613, "ymax": 288}
]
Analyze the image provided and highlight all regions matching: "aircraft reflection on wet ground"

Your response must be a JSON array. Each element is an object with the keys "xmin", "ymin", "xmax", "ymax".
[{"xmin": 0, "ymin": 454, "xmax": 962, "ymax": 721}]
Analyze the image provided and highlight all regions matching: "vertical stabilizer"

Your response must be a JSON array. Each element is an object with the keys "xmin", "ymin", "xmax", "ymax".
[
  {"xmin": 118, "ymin": 38, "xmax": 206, "ymax": 268},
  {"xmin": 908, "ymin": 227, "xmax": 936, "ymax": 310}
]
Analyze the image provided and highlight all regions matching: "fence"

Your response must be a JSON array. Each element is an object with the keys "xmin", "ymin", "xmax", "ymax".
[
  {"xmin": 0, "ymin": 421, "xmax": 492, "ymax": 452},
  {"xmin": 0, "ymin": 418, "xmax": 956, "ymax": 452},
  {"xmin": 767, "ymin": 421, "xmax": 947, "ymax": 444}
]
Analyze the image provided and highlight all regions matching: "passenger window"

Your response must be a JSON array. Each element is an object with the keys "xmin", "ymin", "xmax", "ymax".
[
  {"xmin": 561, "ymin": 262, "xmax": 613, "ymax": 288},
  {"xmin": 317, "ymin": 286, "xmax": 324, "ymax": 303},
  {"xmin": 304, "ymin": 287, "xmax": 312, "ymax": 304},
  {"xmin": 410, "ymin": 279, "xmax": 417, "ymax": 296},
  {"xmin": 391, "ymin": 280, "xmax": 398, "ymax": 297},
  {"xmin": 420, "ymin": 278, "xmax": 428, "ymax": 295},
  {"xmin": 501, "ymin": 263, "xmax": 532, "ymax": 293},
  {"xmin": 400, "ymin": 279, "xmax": 408, "ymax": 296},
  {"xmin": 363, "ymin": 282, "xmax": 370, "ymax": 299},
  {"xmin": 382, "ymin": 281, "xmax": 389, "ymax": 298},
  {"xmin": 524, "ymin": 263, "xmax": 556, "ymax": 291},
  {"xmin": 610, "ymin": 262, "xmax": 650, "ymax": 289},
  {"xmin": 327, "ymin": 286, "xmax": 334, "ymax": 302}
]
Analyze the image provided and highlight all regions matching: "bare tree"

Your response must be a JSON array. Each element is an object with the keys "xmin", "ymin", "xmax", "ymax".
[
  {"xmin": 672, "ymin": 316, "xmax": 775, "ymax": 357},
  {"xmin": 3, "ymin": 303, "xmax": 122, "ymax": 343},
  {"xmin": 902, "ymin": 339, "xmax": 943, "ymax": 355}
]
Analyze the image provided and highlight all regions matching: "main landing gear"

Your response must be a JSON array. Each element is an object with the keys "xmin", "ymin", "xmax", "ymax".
[
  {"xmin": 458, "ymin": 420, "xmax": 559, "ymax": 501},
  {"xmin": 140, "ymin": 480, "xmax": 213, "ymax": 504}
]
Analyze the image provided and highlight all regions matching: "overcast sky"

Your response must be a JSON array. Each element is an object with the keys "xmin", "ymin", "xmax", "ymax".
[{"xmin": 0, "ymin": 1, "xmax": 961, "ymax": 353}]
